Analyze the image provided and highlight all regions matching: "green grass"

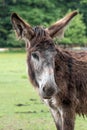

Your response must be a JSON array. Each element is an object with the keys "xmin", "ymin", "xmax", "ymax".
[{"xmin": 0, "ymin": 52, "xmax": 87, "ymax": 130}]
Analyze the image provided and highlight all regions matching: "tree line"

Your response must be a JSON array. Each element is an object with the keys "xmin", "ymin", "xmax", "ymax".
[{"xmin": 0, "ymin": 0, "xmax": 87, "ymax": 47}]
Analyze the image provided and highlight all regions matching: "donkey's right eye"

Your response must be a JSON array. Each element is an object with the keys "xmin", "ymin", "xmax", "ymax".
[{"xmin": 31, "ymin": 52, "xmax": 39, "ymax": 61}]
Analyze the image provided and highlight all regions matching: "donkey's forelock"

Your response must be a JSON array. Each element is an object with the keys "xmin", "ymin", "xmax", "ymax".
[
  {"xmin": 29, "ymin": 26, "xmax": 52, "ymax": 48},
  {"xmin": 33, "ymin": 26, "xmax": 47, "ymax": 38}
]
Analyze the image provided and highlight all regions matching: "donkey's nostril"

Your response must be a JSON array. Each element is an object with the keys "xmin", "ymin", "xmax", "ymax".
[
  {"xmin": 43, "ymin": 86, "xmax": 55, "ymax": 97},
  {"xmin": 43, "ymin": 86, "xmax": 46, "ymax": 92}
]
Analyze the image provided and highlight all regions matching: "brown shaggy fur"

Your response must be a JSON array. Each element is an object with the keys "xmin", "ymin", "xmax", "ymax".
[
  {"xmin": 27, "ymin": 27, "xmax": 87, "ymax": 130},
  {"xmin": 55, "ymin": 47, "xmax": 87, "ymax": 115},
  {"xmin": 11, "ymin": 12, "xmax": 87, "ymax": 130}
]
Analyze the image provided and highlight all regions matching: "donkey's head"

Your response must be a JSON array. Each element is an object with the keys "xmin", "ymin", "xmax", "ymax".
[{"xmin": 11, "ymin": 11, "xmax": 78, "ymax": 99}]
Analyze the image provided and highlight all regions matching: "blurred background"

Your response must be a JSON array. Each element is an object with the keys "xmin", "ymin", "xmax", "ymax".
[
  {"xmin": 0, "ymin": 0, "xmax": 87, "ymax": 48},
  {"xmin": 0, "ymin": 1, "xmax": 87, "ymax": 130}
]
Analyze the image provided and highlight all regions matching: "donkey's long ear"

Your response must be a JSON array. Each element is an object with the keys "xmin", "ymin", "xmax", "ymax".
[
  {"xmin": 46, "ymin": 11, "xmax": 78, "ymax": 38},
  {"xmin": 11, "ymin": 13, "xmax": 34, "ymax": 40}
]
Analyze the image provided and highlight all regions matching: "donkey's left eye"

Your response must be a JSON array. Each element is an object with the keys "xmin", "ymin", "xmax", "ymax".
[{"xmin": 31, "ymin": 52, "xmax": 39, "ymax": 61}]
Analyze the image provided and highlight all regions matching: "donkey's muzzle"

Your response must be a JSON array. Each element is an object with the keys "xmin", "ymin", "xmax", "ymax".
[
  {"xmin": 40, "ymin": 83, "xmax": 57, "ymax": 99},
  {"xmin": 43, "ymin": 86, "xmax": 55, "ymax": 98}
]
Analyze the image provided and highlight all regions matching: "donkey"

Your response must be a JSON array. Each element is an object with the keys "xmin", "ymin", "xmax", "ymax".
[{"xmin": 11, "ymin": 11, "xmax": 87, "ymax": 130}]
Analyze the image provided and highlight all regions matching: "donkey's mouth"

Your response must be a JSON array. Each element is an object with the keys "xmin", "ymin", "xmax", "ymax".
[{"xmin": 42, "ymin": 96, "xmax": 51, "ymax": 99}]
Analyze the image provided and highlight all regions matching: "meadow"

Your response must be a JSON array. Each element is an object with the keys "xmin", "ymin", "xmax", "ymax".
[{"xmin": 0, "ymin": 51, "xmax": 87, "ymax": 130}]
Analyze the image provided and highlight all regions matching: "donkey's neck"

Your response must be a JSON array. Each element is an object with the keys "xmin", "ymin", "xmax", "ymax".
[{"xmin": 55, "ymin": 46, "xmax": 87, "ymax": 96}]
